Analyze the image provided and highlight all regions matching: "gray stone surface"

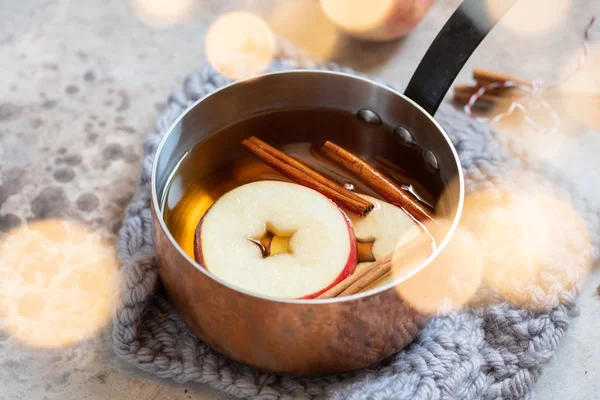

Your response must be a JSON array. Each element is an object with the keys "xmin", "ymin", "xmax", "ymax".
[{"xmin": 0, "ymin": 0, "xmax": 598, "ymax": 399}]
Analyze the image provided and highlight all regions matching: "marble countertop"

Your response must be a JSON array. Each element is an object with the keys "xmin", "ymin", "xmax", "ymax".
[{"xmin": 1, "ymin": 0, "xmax": 598, "ymax": 399}]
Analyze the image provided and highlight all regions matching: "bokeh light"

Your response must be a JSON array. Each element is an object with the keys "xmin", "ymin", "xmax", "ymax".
[
  {"xmin": 0, "ymin": 220, "xmax": 119, "ymax": 348},
  {"xmin": 131, "ymin": 0, "xmax": 197, "ymax": 28},
  {"xmin": 357, "ymin": 225, "xmax": 434, "ymax": 292},
  {"xmin": 320, "ymin": 0, "xmax": 434, "ymax": 41},
  {"xmin": 270, "ymin": 0, "xmax": 339, "ymax": 61},
  {"xmin": 487, "ymin": 0, "xmax": 571, "ymax": 36},
  {"xmin": 205, "ymin": 11, "xmax": 275, "ymax": 80},
  {"xmin": 394, "ymin": 221, "xmax": 484, "ymax": 315},
  {"xmin": 461, "ymin": 186, "xmax": 591, "ymax": 311},
  {"xmin": 320, "ymin": 0, "xmax": 398, "ymax": 32},
  {"xmin": 560, "ymin": 42, "xmax": 600, "ymax": 129}
]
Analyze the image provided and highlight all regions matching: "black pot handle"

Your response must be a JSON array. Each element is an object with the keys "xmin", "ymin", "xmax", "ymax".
[{"xmin": 404, "ymin": 0, "xmax": 518, "ymax": 115}]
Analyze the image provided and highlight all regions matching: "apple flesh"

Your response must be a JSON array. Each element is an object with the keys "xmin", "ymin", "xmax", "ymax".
[
  {"xmin": 348, "ymin": 194, "xmax": 424, "ymax": 290},
  {"xmin": 349, "ymin": 194, "xmax": 422, "ymax": 263},
  {"xmin": 194, "ymin": 181, "xmax": 357, "ymax": 299}
]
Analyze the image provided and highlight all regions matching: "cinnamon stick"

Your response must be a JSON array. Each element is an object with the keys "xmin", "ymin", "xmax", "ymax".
[
  {"xmin": 375, "ymin": 158, "xmax": 435, "ymax": 211},
  {"xmin": 242, "ymin": 138, "xmax": 374, "ymax": 217},
  {"xmin": 247, "ymin": 137, "xmax": 368, "ymax": 207},
  {"xmin": 317, "ymin": 254, "xmax": 392, "ymax": 298},
  {"xmin": 317, "ymin": 233, "xmax": 431, "ymax": 299},
  {"xmin": 454, "ymin": 84, "xmax": 526, "ymax": 97},
  {"xmin": 473, "ymin": 68, "xmax": 531, "ymax": 86},
  {"xmin": 321, "ymin": 141, "xmax": 436, "ymax": 224}
]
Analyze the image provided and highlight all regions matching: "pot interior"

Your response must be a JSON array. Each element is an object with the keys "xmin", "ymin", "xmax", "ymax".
[{"xmin": 153, "ymin": 71, "xmax": 463, "ymax": 296}]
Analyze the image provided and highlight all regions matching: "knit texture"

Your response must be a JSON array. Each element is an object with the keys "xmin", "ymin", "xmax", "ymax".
[{"xmin": 113, "ymin": 58, "xmax": 599, "ymax": 400}]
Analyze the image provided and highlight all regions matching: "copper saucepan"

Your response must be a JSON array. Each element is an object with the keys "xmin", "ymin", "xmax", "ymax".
[{"xmin": 151, "ymin": 0, "xmax": 518, "ymax": 376}]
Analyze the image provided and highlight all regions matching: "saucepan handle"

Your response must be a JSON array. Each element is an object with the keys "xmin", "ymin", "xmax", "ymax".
[{"xmin": 404, "ymin": 0, "xmax": 518, "ymax": 115}]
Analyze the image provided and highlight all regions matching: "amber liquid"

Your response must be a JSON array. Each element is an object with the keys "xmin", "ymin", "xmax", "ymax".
[{"xmin": 163, "ymin": 109, "xmax": 439, "ymax": 291}]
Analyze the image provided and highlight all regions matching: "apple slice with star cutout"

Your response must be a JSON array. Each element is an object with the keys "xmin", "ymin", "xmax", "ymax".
[{"xmin": 194, "ymin": 181, "xmax": 357, "ymax": 299}]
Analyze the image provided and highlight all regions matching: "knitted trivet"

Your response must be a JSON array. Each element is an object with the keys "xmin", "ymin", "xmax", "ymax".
[{"xmin": 113, "ymin": 59, "xmax": 598, "ymax": 400}]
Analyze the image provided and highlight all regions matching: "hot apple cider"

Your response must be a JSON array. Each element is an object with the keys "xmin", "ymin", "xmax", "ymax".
[{"xmin": 163, "ymin": 109, "xmax": 439, "ymax": 299}]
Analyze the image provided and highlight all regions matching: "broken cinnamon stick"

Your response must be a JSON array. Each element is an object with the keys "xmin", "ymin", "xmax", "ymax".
[
  {"xmin": 242, "ymin": 137, "xmax": 374, "ymax": 217},
  {"xmin": 321, "ymin": 141, "xmax": 436, "ymax": 224}
]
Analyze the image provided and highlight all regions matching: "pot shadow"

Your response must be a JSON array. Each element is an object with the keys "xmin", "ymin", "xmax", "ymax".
[{"xmin": 331, "ymin": 34, "xmax": 406, "ymax": 73}]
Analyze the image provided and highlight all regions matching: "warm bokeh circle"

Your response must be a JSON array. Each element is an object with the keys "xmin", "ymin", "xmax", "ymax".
[{"xmin": 0, "ymin": 220, "xmax": 119, "ymax": 348}]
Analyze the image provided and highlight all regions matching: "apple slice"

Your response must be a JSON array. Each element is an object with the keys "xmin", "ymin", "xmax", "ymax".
[
  {"xmin": 194, "ymin": 181, "xmax": 357, "ymax": 299},
  {"xmin": 349, "ymin": 194, "xmax": 422, "ymax": 263}
]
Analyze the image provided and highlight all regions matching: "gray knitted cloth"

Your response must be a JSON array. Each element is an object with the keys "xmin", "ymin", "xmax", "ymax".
[{"xmin": 113, "ymin": 59, "xmax": 598, "ymax": 400}]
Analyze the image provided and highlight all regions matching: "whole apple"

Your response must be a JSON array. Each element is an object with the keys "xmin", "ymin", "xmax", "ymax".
[{"xmin": 320, "ymin": 0, "xmax": 435, "ymax": 41}]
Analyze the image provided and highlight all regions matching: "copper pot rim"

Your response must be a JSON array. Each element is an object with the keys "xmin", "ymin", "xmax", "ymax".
[{"xmin": 150, "ymin": 69, "xmax": 465, "ymax": 305}]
